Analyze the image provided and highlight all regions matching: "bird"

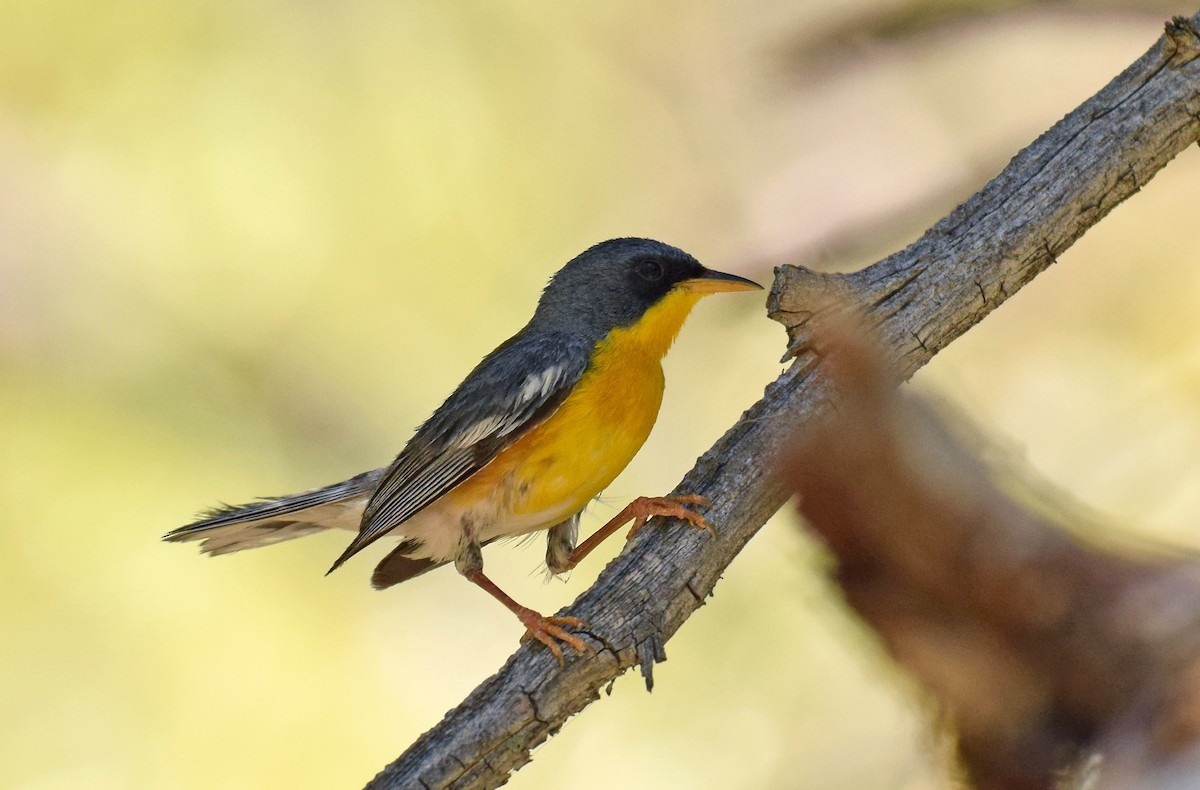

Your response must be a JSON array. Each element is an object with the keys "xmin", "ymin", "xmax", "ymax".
[{"xmin": 164, "ymin": 238, "xmax": 761, "ymax": 660}]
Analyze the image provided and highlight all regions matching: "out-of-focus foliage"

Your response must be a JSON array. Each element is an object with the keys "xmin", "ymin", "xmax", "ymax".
[{"xmin": 1, "ymin": 2, "xmax": 1196, "ymax": 789}]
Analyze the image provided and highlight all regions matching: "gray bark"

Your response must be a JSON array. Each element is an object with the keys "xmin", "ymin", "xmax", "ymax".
[{"xmin": 365, "ymin": 14, "xmax": 1200, "ymax": 790}]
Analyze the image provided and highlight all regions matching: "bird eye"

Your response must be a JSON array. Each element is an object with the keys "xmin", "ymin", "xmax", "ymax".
[{"xmin": 635, "ymin": 259, "xmax": 664, "ymax": 282}]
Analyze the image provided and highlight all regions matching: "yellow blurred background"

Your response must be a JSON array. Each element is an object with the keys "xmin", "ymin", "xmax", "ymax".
[{"xmin": 3, "ymin": 2, "xmax": 1199, "ymax": 788}]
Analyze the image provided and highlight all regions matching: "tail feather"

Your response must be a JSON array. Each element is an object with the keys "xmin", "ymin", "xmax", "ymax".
[
  {"xmin": 164, "ymin": 469, "xmax": 382, "ymax": 556},
  {"xmin": 370, "ymin": 539, "xmax": 447, "ymax": 589},
  {"xmin": 370, "ymin": 535, "xmax": 502, "ymax": 589},
  {"xmin": 181, "ymin": 520, "xmax": 329, "ymax": 556}
]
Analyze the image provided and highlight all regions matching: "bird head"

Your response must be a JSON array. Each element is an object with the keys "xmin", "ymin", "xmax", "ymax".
[{"xmin": 533, "ymin": 238, "xmax": 761, "ymax": 340}]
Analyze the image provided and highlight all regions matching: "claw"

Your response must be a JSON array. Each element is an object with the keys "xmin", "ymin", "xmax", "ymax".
[
  {"xmin": 565, "ymin": 493, "xmax": 717, "ymax": 569},
  {"xmin": 518, "ymin": 611, "xmax": 589, "ymax": 664},
  {"xmin": 465, "ymin": 567, "xmax": 591, "ymax": 663},
  {"xmin": 625, "ymin": 495, "xmax": 716, "ymax": 540}
]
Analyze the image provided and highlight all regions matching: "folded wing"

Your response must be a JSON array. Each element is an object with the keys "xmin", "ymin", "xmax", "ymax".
[{"xmin": 326, "ymin": 331, "xmax": 591, "ymax": 572}]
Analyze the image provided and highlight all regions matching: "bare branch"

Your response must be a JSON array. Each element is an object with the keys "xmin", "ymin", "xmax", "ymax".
[{"xmin": 366, "ymin": 13, "xmax": 1200, "ymax": 790}]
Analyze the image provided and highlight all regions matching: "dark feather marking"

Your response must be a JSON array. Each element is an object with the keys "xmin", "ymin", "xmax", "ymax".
[
  {"xmin": 371, "ymin": 540, "xmax": 445, "ymax": 589},
  {"xmin": 371, "ymin": 536, "xmax": 504, "ymax": 589}
]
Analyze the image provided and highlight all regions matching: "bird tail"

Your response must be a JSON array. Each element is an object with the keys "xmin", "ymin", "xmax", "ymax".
[
  {"xmin": 369, "ymin": 539, "xmax": 447, "ymax": 589},
  {"xmin": 163, "ymin": 470, "xmax": 382, "ymax": 556}
]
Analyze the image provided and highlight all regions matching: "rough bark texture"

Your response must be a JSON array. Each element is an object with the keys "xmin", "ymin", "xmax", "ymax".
[
  {"xmin": 365, "ymin": 14, "xmax": 1200, "ymax": 790},
  {"xmin": 784, "ymin": 327, "xmax": 1200, "ymax": 790}
]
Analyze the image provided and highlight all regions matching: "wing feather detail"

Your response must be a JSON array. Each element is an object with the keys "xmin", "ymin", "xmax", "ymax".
[{"xmin": 327, "ymin": 332, "xmax": 591, "ymax": 572}]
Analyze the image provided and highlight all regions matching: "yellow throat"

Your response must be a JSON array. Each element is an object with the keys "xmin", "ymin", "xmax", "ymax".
[{"xmin": 595, "ymin": 288, "xmax": 706, "ymax": 363}]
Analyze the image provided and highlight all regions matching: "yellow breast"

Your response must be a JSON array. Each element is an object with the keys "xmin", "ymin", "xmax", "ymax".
[{"xmin": 458, "ymin": 288, "xmax": 705, "ymax": 531}]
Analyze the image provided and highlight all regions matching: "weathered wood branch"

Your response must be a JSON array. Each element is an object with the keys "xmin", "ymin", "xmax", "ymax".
[
  {"xmin": 784, "ymin": 327, "xmax": 1200, "ymax": 789},
  {"xmin": 366, "ymin": 14, "xmax": 1200, "ymax": 790}
]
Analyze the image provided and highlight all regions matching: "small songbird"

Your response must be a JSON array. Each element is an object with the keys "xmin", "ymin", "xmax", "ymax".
[{"xmin": 165, "ymin": 238, "xmax": 761, "ymax": 659}]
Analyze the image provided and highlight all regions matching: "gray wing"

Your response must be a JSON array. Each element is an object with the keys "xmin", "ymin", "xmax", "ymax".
[{"xmin": 326, "ymin": 331, "xmax": 591, "ymax": 572}]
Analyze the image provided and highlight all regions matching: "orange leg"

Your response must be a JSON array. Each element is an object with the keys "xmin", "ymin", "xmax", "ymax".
[
  {"xmin": 565, "ymin": 494, "xmax": 715, "ymax": 570},
  {"xmin": 464, "ymin": 568, "xmax": 588, "ymax": 663}
]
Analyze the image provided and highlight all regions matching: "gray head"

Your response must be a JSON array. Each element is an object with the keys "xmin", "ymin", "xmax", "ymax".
[{"xmin": 530, "ymin": 238, "xmax": 758, "ymax": 338}]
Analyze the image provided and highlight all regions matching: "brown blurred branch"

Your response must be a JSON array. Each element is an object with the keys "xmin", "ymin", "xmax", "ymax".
[
  {"xmin": 784, "ymin": 328, "xmax": 1200, "ymax": 789},
  {"xmin": 782, "ymin": 0, "xmax": 1181, "ymax": 69},
  {"xmin": 365, "ymin": 14, "xmax": 1200, "ymax": 790}
]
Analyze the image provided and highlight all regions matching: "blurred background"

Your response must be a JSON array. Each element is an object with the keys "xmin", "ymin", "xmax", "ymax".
[{"xmin": 2, "ymin": 1, "xmax": 1199, "ymax": 788}]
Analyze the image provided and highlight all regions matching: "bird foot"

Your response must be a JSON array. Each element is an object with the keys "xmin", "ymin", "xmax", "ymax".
[
  {"xmin": 624, "ymin": 494, "xmax": 716, "ymax": 541},
  {"xmin": 563, "ymin": 493, "xmax": 716, "ymax": 571},
  {"xmin": 518, "ymin": 610, "xmax": 589, "ymax": 664}
]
